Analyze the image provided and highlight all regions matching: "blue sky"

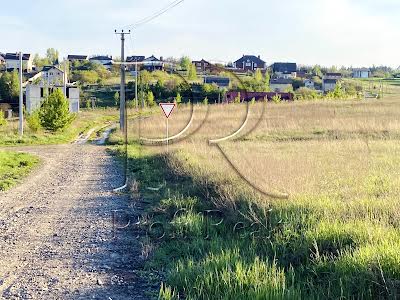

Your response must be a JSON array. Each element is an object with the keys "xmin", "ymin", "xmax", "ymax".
[{"xmin": 1, "ymin": 0, "xmax": 399, "ymax": 67}]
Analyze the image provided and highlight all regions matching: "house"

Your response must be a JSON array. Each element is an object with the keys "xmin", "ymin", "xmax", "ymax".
[
  {"xmin": 304, "ymin": 79, "xmax": 315, "ymax": 89},
  {"xmin": 272, "ymin": 63, "xmax": 297, "ymax": 79},
  {"xmin": 26, "ymin": 85, "xmax": 79, "ymax": 113},
  {"xmin": 126, "ymin": 56, "xmax": 145, "ymax": 63},
  {"xmin": 322, "ymin": 79, "xmax": 338, "ymax": 92},
  {"xmin": 233, "ymin": 55, "xmax": 266, "ymax": 71},
  {"xmin": 143, "ymin": 55, "xmax": 164, "ymax": 71},
  {"xmin": 270, "ymin": 78, "xmax": 293, "ymax": 92},
  {"xmin": 192, "ymin": 59, "xmax": 211, "ymax": 72},
  {"xmin": 126, "ymin": 56, "xmax": 145, "ymax": 71},
  {"xmin": 322, "ymin": 73, "xmax": 341, "ymax": 92},
  {"xmin": 89, "ymin": 55, "xmax": 113, "ymax": 70},
  {"xmin": 225, "ymin": 91, "xmax": 293, "ymax": 103},
  {"xmin": 352, "ymin": 68, "xmax": 370, "ymax": 78},
  {"xmin": 5, "ymin": 53, "xmax": 33, "ymax": 72},
  {"xmin": 40, "ymin": 66, "xmax": 65, "ymax": 86},
  {"xmin": 204, "ymin": 76, "xmax": 230, "ymax": 88},
  {"xmin": 67, "ymin": 55, "xmax": 88, "ymax": 62}
]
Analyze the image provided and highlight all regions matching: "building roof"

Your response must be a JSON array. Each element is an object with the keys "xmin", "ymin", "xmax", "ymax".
[
  {"xmin": 193, "ymin": 59, "xmax": 210, "ymax": 64},
  {"xmin": 270, "ymin": 78, "xmax": 293, "ymax": 85},
  {"xmin": 42, "ymin": 66, "xmax": 63, "ymax": 73},
  {"xmin": 126, "ymin": 55, "xmax": 145, "ymax": 62},
  {"xmin": 234, "ymin": 55, "xmax": 266, "ymax": 65},
  {"xmin": 325, "ymin": 72, "xmax": 342, "ymax": 77},
  {"xmin": 67, "ymin": 55, "xmax": 88, "ymax": 60},
  {"xmin": 323, "ymin": 79, "xmax": 338, "ymax": 84},
  {"xmin": 5, "ymin": 53, "xmax": 31, "ymax": 60},
  {"xmin": 90, "ymin": 55, "xmax": 112, "ymax": 61},
  {"xmin": 272, "ymin": 62, "xmax": 297, "ymax": 73},
  {"xmin": 352, "ymin": 68, "xmax": 370, "ymax": 72},
  {"xmin": 144, "ymin": 55, "xmax": 160, "ymax": 62}
]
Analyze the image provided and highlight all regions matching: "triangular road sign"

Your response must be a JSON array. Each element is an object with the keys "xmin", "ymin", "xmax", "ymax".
[{"xmin": 160, "ymin": 103, "xmax": 176, "ymax": 118}]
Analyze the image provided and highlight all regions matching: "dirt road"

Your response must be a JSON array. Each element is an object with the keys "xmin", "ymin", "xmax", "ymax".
[{"xmin": 0, "ymin": 144, "xmax": 149, "ymax": 299}]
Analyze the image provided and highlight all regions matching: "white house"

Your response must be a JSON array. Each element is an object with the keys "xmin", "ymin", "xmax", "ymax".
[
  {"xmin": 5, "ymin": 53, "xmax": 33, "ymax": 72},
  {"xmin": 26, "ymin": 85, "xmax": 80, "ymax": 113},
  {"xmin": 89, "ymin": 55, "xmax": 113, "ymax": 70},
  {"xmin": 352, "ymin": 68, "xmax": 370, "ymax": 78},
  {"xmin": 40, "ymin": 66, "xmax": 65, "ymax": 86}
]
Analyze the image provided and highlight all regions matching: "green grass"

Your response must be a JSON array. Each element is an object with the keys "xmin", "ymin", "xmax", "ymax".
[
  {"xmin": 112, "ymin": 143, "xmax": 400, "ymax": 300},
  {"xmin": 0, "ymin": 151, "xmax": 39, "ymax": 191},
  {"xmin": 0, "ymin": 108, "xmax": 118, "ymax": 146}
]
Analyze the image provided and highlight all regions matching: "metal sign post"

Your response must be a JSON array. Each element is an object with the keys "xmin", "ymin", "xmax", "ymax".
[{"xmin": 159, "ymin": 103, "xmax": 176, "ymax": 153}]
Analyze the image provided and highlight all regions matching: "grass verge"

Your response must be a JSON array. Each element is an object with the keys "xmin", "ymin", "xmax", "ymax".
[
  {"xmin": 113, "ymin": 143, "xmax": 400, "ymax": 300},
  {"xmin": 0, "ymin": 151, "xmax": 39, "ymax": 191}
]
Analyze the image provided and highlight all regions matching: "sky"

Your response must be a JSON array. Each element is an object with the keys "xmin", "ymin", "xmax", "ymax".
[{"xmin": 1, "ymin": 0, "xmax": 399, "ymax": 68}]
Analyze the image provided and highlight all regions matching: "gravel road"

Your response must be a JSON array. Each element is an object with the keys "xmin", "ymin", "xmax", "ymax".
[{"xmin": 0, "ymin": 144, "xmax": 150, "ymax": 299}]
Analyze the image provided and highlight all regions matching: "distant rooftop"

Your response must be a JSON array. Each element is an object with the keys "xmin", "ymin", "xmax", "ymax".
[{"xmin": 272, "ymin": 63, "xmax": 297, "ymax": 73}]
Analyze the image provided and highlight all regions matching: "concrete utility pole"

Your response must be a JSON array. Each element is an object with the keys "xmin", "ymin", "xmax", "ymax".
[
  {"xmin": 19, "ymin": 52, "xmax": 23, "ymax": 136},
  {"xmin": 115, "ymin": 29, "xmax": 131, "ymax": 132},
  {"xmin": 63, "ymin": 58, "xmax": 67, "ymax": 97}
]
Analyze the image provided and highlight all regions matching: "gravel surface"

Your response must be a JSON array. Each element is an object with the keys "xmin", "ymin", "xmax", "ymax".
[{"xmin": 0, "ymin": 144, "xmax": 151, "ymax": 299}]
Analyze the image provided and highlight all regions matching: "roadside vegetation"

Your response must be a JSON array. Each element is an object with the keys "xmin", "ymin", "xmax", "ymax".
[
  {"xmin": 0, "ymin": 151, "xmax": 39, "ymax": 191},
  {"xmin": 108, "ymin": 84, "xmax": 400, "ymax": 299}
]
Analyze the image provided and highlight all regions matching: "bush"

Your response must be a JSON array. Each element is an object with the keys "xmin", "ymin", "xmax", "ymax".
[
  {"xmin": 39, "ymin": 89, "xmax": 75, "ymax": 131},
  {"xmin": 0, "ymin": 111, "xmax": 7, "ymax": 126},
  {"xmin": 26, "ymin": 110, "xmax": 41, "ymax": 132}
]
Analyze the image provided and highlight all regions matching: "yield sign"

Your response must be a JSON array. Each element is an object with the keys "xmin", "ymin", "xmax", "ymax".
[{"xmin": 159, "ymin": 103, "xmax": 176, "ymax": 118}]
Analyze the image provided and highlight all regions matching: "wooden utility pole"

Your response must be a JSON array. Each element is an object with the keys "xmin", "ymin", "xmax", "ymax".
[{"xmin": 115, "ymin": 29, "xmax": 130, "ymax": 132}]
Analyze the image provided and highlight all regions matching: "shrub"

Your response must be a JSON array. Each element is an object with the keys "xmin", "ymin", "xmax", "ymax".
[
  {"xmin": 272, "ymin": 94, "xmax": 282, "ymax": 103},
  {"xmin": 39, "ymin": 89, "xmax": 75, "ymax": 131},
  {"xmin": 0, "ymin": 111, "xmax": 7, "ymax": 126},
  {"xmin": 26, "ymin": 110, "xmax": 41, "ymax": 132}
]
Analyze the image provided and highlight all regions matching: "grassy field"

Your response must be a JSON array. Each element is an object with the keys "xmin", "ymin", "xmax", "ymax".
[
  {"xmin": 0, "ymin": 151, "xmax": 39, "ymax": 191},
  {"xmin": 109, "ymin": 88, "xmax": 400, "ymax": 299},
  {"xmin": 0, "ymin": 108, "xmax": 119, "ymax": 146}
]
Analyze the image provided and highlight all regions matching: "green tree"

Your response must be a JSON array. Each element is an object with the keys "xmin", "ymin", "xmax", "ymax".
[
  {"xmin": 114, "ymin": 92, "xmax": 120, "ymax": 106},
  {"xmin": 188, "ymin": 64, "xmax": 197, "ymax": 80},
  {"xmin": 264, "ymin": 71, "xmax": 270, "ymax": 90},
  {"xmin": 146, "ymin": 91, "xmax": 155, "ymax": 107},
  {"xmin": 180, "ymin": 56, "xmax": 191, "ymax": 71},
  {"xmin": 203, "ymin": 97, "xmax": 208, "ymax": 105},
  {"xmin": 312, "ymin": 65, "xmax": 323, "ymax": 77},
  {"xmin": 254, "ymin": 69, "xmax": 263, "ymax": 82},
  {"xmin": 46, "ymin": 48, "xmax": 59, "ymax": 65},
  {"xmin": 39, "ymin": 89, "xmax": 75, "ymax": 131},
  {"xmin": 175, "ymin": 92, "xmax": 182, "ymax": 105},
  {"xmin": 0, "ymin": 71, "xmax": 19, "ymax": 102},
  {"xmin": 0, "ymin": 111, "xmax": 7, "ymax": 126},
  {"xmin": 26, "ymin": 110, "xmax": 41, "ymax": 132}
]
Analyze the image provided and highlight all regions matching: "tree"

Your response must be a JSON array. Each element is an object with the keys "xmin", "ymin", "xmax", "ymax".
[
  {"xmin": 146, "ymin": 91, "xmax": 155, "ymax": 107},
  {"xmin": 114, "ymin": 92, "xmax": 120, "ymax": 106},
  {"xmin": 0, "ymin": 111, "xmax": 7, "ymax": 126},
  {"xmin": 175, "ymin": 92, "xmax": 182, "ymax": 105},
  {"xmin": 254, "ymin": 69, "xmax": 263, "ymax": 82},
  {"xmin": 46, "ymin": 48, "xmax": 59, "ymax": 65},
  {"xmin": 264, "ymin": 71, "xmax": 270, "ymax": 89},
  {"xmin": 0, "ymin": 71, "xmax": 19, "ymax": 102},
  {"xmin": 312, "ymin": 65, "xmax": 323, "ymax": 77},
  {"xmin": 39, "ymin": 89, "xmax": 75, "ymax": 131},
  {"xmin": 188, "ymin": 64, "xmax": 197, "ymax": 80},
  {"xmin": 179, "ymin": 56, "xmax": 191, "ymax": 71}
]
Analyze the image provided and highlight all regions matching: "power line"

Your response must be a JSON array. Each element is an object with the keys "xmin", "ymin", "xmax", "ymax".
[{"xmin": 124, "ymin": 0, "xmax": 184, "ymax": 28}]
